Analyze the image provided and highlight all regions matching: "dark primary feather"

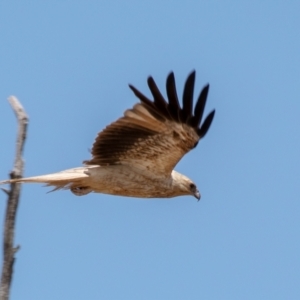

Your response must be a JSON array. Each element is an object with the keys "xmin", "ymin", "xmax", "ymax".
[
  {"xmin": 166, "ymin": 72, "xmax": 181, "ymax": 122},
  {"xmin": 128, "ymin": 84, "xmax": 153, "ymax": 108},
  {"xmin": 84, "ymin": 71, "xmax": 215, "ymax": 176},
  {"xmin": 128, "ymin": 85, "xmax": 165, "ymax": 122},
  {"xmin": 197, "ymin": 110, "xmax": 215, "ymax": 138},
  {"xmin": 190, "ymin": 84, "xmax": 210, "ymax": 128},
  {"xmin": 147, "ymin": 76, "xmax": 170, "ymax": 119},
  {"xmin": 182, "ymin": 71, "xmax": 195, "ymax": 122}
]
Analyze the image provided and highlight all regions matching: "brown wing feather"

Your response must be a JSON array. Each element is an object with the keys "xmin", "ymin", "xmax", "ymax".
[{"xmin": 84, "ymin": 71, "xmax": 215, "ymax": 177}]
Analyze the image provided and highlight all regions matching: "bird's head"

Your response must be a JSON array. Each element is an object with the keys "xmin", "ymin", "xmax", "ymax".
[{"xmin": 171, "ymin": 171, "xmax": 201, "ymax": 201}]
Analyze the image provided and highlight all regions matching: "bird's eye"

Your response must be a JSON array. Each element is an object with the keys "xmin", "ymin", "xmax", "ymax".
[{"xmin": 190, "ymin": 183, "xmax": 195, "ymax": 189}]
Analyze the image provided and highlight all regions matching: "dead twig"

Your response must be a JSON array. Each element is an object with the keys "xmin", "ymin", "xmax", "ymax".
[{"xmin": 0, "ymin": 96, "xmax": 28, "ymax": 300}]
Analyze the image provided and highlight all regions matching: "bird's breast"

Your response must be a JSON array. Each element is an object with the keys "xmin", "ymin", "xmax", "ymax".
[{"xmin": 86, "ymin": 165, "xmax": 175, "ymax": 198}]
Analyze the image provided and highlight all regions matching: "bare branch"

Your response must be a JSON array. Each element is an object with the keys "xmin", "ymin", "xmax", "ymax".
[{"xmin": 0, "ymin": 96, "xmax": 29, "ymax": 300}]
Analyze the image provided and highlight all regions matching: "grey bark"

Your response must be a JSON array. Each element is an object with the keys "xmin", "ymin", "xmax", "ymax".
[{"xmin": 0, "ymin": 96, "xmax": 28, "ymax": 300}]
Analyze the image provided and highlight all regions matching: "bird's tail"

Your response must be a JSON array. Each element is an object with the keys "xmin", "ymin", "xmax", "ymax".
[{"xmin": 0, "ymin": 167, "xmax": 93, "ymax": 196}]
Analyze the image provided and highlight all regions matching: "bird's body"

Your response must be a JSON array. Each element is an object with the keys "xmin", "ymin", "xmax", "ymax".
[
  {"xmin": 0, "ymin": 71, "xmax": 215, "ymax": 200},
  {"xmin": 2, "ymin": 166, "xmax": 195, "ymax": 199}
]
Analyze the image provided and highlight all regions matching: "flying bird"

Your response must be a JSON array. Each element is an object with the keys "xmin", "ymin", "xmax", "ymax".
[{"xmin": 0, "ymin": 71, "xmax": 215, "ymax": 200}]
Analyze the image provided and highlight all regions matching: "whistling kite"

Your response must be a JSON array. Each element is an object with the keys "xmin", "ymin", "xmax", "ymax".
[{"xmin": 1, "ymin": 71, "xmax": 215, "ymax": 200}]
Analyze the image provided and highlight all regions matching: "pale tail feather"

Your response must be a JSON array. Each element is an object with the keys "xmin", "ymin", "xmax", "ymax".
[{"xmin": 0, "ymin": 167, "xmax": 92, "ymax": 196}]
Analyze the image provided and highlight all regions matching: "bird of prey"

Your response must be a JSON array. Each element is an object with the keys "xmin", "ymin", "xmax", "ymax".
[{"xmin": 0, "ymin": 71, "xmax": 215, "ymax": 200}]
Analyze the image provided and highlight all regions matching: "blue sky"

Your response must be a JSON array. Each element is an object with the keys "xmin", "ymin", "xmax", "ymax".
[{"xmin": 0, "ymin": 1, "xmax": 300, "ymax": 299}]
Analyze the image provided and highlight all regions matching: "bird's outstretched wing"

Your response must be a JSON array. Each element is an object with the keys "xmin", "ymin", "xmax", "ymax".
[{"xmin": 84, "ymin": 71, "xmax": 215, "ymax": 177}]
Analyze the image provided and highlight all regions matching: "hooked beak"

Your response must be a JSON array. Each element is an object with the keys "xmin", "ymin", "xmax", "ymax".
[{"xmin": 194, "ymin": 189, "xmax": 201, "ymax": 201}]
